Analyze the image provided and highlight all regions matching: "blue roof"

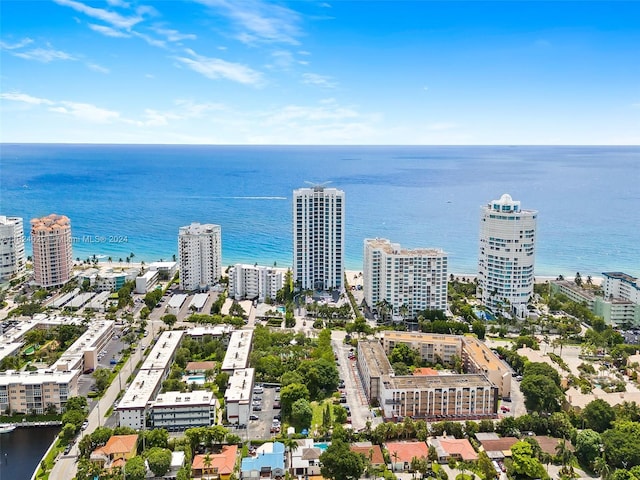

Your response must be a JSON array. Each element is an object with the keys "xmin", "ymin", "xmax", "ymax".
[{"xmin": 241, "ymin": 443, "xmax": 285, "ymax": 472}]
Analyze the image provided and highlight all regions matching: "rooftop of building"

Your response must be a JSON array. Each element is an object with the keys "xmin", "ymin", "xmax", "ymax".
[
  {"xmin": 179, "ymin": 222, "xmax": 221, "ymax": 236},
  {"xmin": 186, "ymin": 361, "xmax": 218, "ymax": 372},
  {"xmin": 384, "ymin": 331, "xmax": 463, "ymax": 345},
  {"xmin": 241, "ymin": 442, "xmax": 285, "ymax": 472},
  {"xmin": 192, "ymin": 445, "xmax": 238, "ymax": 475},
  {"xmin": 30, "ymin": 214, "xmax": 71, "ymax": 231},
  {"xmin": 552, "ymin": 280, "xmax": 597, "ymax": 299},
  {"xmin": 413, "ymin": 367, "xmax": 440, "ymax": 376},
  {"xmin": 0, "ymin": 216, "xmax": 22, "ymax": 225},
  {"xmin": 386, "ymin": 373, "xmax": 494, "ymax": 390},
  {"xmin": 364, "ymin": 238, "xmax": 447, "ymax": 257},
  {"xmin": 117, "ymin": 369, "xmax": 165, "ymax": 410},
  {"xmin": 93, "ymin": 435, "xmax": 138, "ymax": 456},
  {"xmin": 358, "ymin": 340, "xmax": 393, "ymax": 377},
  {"xmin": 430, "ymin": 436, "xmax": 478, "ymax": 461},
  {"xmin": 189, "ymin": 293, "xmax": 209, "ymax": 310},
  {"xmin": 383, "ymin": 441, "xmax": 430, "ymax": 463},
  {"xmin": 221, "ymin": 329, "xmax": 253, "ymax": 371},
  {"xmin": 140, "ymin": 330, "xmax": 184, "ymax": 371},
  {"xmin": 152, "ymin": 390, "xmax": 216, "ymax": 408},
  {"xmin": 52, "ymin": 320, "xmax": 114, "ymax": 370},
  {"xmin": 603, "ymin": 272, "xmax": 639, "ymax": 285},
  {"xmin": 462, "ymin": 336, "xmax": 510, "ymax": 372},
  {"xmin": 224, "ymin": 368, "xmax": 255, "ymax": 402},
  {"xmin": 350, "ymin": 444, "xmax": 385, "ymax": 465},
  {"xmin": 187, "ymin": 325, "xmax": 232, "ymax": 337},
  {"xmin": 0, "ymin": 368, "xmax": 78, "ymax": 385}
]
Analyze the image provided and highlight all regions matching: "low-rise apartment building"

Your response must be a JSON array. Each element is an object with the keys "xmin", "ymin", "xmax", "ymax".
[
  {"xmin": 224, "ymin": 368, "xmax": 254, "ymax": 425},
  {"xmin": 229, "ymin": 264, "xmax": 285, "ymax": 302},
  {"xmin": 0, "ymin": 369, "xmax": 78, "ymax": 414},
  {"xmin": 151, "ymin": 390, "xmax": 218, "ymax": 431}
]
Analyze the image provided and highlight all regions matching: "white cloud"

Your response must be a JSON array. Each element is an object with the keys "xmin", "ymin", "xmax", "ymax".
[
  {"xmin": 132, "ymin": 31, "xmax": 166, "ymax": 48},
  {"xmin": 88, "ymin": 23, "xmax": 131, "ymax": 38},
  {"xmin": 269, "ymin": 50, "xmax": 294, "ymax": 69},
  {"xmin": 0, "ymin": 38, "xmax": 34, "ymax": 50},
  {"xmin": 175, "ymin": 49, "xmax": 263, "ymax": 85},
  {"xmin": 87, "ymin": 62, "xmax": 110, "ymax": 74},
  {"xmin": 106, "ymin": 0, "xmax": 130, "ymax": 7},
  {"xmin": 151, "ymin": 26, "xmax": 197, "ymax": 42},
  {"xmin": 13, "ymin": 47, "xmax": 76, "ymax": 63},
  {"xmin": 302, "ymin": 72, "xmax": 337, "ymax": 88},
  {"xmin": 49, "ymin": 101, "xmax": 120, "ymax": 123},
  {"xmin": 195, "ymin": 0, "xmax": 302, "ymax": 45},
  {"xmin": 0, "ymin": 92, "xmax": 54, "ymax": 105},
  {"xmin": 53, "ymin": 0, "xmax": 147, "ymax": 30}
]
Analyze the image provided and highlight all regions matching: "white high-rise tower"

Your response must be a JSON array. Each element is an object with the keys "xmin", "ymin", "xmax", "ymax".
[
  {"xmin": 0, "ymin": 216, "xmax": 26, "ymax": 281},
  {"xmin": 293, "ymin": 186, "xmax": 345, "ymax": 291},
  {"xmin": 478, "ymin": 194, "xmax": 537, "ymax": 318},
  {"xmin": 178, "ymin": 223, "xmax": 222, "ymax": 291}
]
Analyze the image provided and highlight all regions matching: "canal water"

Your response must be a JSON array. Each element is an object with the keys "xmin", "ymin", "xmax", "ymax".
[{"xmin": 0, "ymin": 426, "xmax": 60, "ymax": 480}]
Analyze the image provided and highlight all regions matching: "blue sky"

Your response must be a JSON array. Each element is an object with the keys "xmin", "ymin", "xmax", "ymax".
[{"xmin": 1, "ymin": 1, "xmax": 639, "ymax": 144}]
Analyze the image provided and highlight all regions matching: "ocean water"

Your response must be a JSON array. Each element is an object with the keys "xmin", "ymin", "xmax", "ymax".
[{"xmin": 1, "ymin": 144, "xmax": 639, "ymax": 278}]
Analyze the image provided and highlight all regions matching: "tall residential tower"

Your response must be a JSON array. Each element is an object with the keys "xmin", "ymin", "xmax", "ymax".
[
  {"xmin": 31, "ymin": 214, "xmax": 73, "ymax": 288},
  {"xmin": 293, "ymin": 186, "xmax": 344, "ymax": 291},
  {"xmin": 364, "ymin": 238, "xmax": 448, "ymax": 320},
  {"xmin": 478, "ymin": 194, "xmax": 537, "ymax": 318},
  {"xmin": 0, "ymin": 216, "xmax": 26, "ymax": 281},
  {"xmin": 178, "ymin": 223, "xmax": 222, "ymax": 291}
]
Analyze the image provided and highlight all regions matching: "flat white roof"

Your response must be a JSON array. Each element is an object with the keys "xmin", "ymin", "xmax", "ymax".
[
  {"xmin": 0, "ymin": 342, "xmax": 25, "ymax": 362},
  {"xmin": 187, "ymin": 325, "xmax": 232, "ymax": 338},
  {"xmin": 117, "ymin": 368, "xmax": 165, "ymax": 410},
  {"xmin": 189, "ymin": 293, "xmax": 209, "ymax": 310},
  {"xmin": 149, "ymin": 261, "xmax": 177, "ymax": 269},
  {"xmin": 168, "ymin": 294, "xmax": 188, "ymax": 309},
  {"xmin": 67, "ymin": 291, "xmax": 96, "ymax": 308},
  {"xmin": 138, "ymin": 270, "xmax": 158, "ymax": 280},
  {"xmin": 87, "ymin": 291, "xmax": 111, "ymax": 309},
  {"xmin": 221, "ymin": 329, "xmax": 253, "ymax": 371},
  {"xmin": 52, "ymin": 320, "xmax": 114, "ymax": 370},
  {"xmin": 225, "ymin": 368, "xmax": 254, "ymax": 403},
  {"xmin": 49, "ymin": 288, "xmax": 80, "ymax": 308},
  {"xmin": 153, "ymin": 390, "xmax": 216, "ymax": 408},
  {"xmin": 140, "ymin": 330, "xmax": 184, "ymax": 371},
  {"xmin": 0, "ymin": 369, "xmax": 78, "ymax": 386}
]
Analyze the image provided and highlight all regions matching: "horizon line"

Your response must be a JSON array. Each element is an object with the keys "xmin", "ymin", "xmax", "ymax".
[{"xmin": 2, "ymin": 142, "xmax": 639, "ymax": 147}]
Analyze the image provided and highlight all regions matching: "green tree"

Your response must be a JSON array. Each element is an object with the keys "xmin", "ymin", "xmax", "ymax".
[
  {"xmin": 523, "ymin": 362, "xmax": 561, "ymax": 387},
  {"xmin": 291, "ymin": 398, "xmax": 313, "ymax": 430},
  {"xmin": 146, "ymin": 447, "xmax": 172, "ymax": 476},
  {"xmin": 65, "ymin": 396, "xmax": 88, "ymax": 412},
  {"xmin": 162, "ymin": 313, "xmax": 178, "ymax": 328},
  {"xmin": 509, "ymin": 441, "xmax": 549, "ymax": 479},
  {"xmin": 144, "ymin": 429, "xmax": 169, "ymax": 449},
  {"xmin": 389, "ymin": 343, "xmax": 420, "ymax": 366},
  {"xmin": 280, "ymin": 383, "xmax": 310, "ymax": 417},
  {"xmin": 477, "ymin": 451, "xmax": 497, "ymax": 479},
  {"xmin": 92, "ymin": 368, "xmax": 112, "ymax": 392},
  {"xmin": 215, "ymin": 372, "xmax": 230, "ymax": 394},
  {"xmin": 582, "ymin": 399, "xmax": 616, "ymax": 433},
  {"xmin": 575, "ymin": 429, "xmax": 602, "ymax": 468},
  {"xmin": 520, "ymin": 375, "xmax": 563, "ymax": 413},
  {"xmin": 123, "ymin": 455, "xmax": 146, "ymax": 480},
  {"xmin": 333, "ymin": 405, "xmax": 348, "ymax": 424},
  {"xmin": 601, "ymin": 421, "xmax": 640, "ymax": 469},
  {"xmin": 320, "ymin": 439, "xmax": 366, "ymax": 480},
  {"xmin": 471, "ymin": 320, "xmax": 486, "ymax": 340},
  {"xmin": 60, "ymin": 422, "xmax": 77, "ymax": 442},
  {"xmin": 61, "ymin": 409, "xmax": 85, "ymax": 429}
]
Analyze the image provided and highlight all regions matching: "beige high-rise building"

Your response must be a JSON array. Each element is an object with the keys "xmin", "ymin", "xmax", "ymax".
[
  {"xmin": 178, "ymin": 223, "xmax": 222, "ymax": 291},
  {"xmin": 0, "ymin": 216, "xmax": 26, "ymax": 281},
  {"xmin": 31, "ymin": 214, "xmax": 73, "ymax": 288}
]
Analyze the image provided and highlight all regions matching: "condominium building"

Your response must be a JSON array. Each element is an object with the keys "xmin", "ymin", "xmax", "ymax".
[
  {"xmin": 478, "ymin": 194, "xmax": 537, "ymax": 318},
  {"xmin": 364, "ymin": 238, "xmax": 448, "ymax": 319},
  {"xmin": 293, "ymin": 186, "xmax": 344, "ymax": 291},
  {"xmin": 382, "ymin": 331, "xmax": 511, "ymax": 399},
  {"xmin": 228, "ymin": 264, "xmax": 285, "ymax": 302},
  {"xmin": 225, "ymin": 368, "xmax": 255, "ymax": 425},
  {"xmin": 0, "ymin": 369, "xmax": 78, "ymax": 415},
  {"xmin": 178, "ymin": 223, "xmax": 222, "ymax": 291},
  {"xmin": 357, "ymin": 340, "xmax": 498, "ymax": 421},
  {"xmin": 603, "ymin": 272, "xmax": 640, "ymax": 304},
  {"xmin": 0, "ymin": 216, "xmax": 26, "ymax": 281},
  {"xmin": 151, "ymin": 391, "xmax": 218, "ymax": 431},
  {"xmin": 31, "ymin": 214, "xmax": 74, "ymax": 288}
]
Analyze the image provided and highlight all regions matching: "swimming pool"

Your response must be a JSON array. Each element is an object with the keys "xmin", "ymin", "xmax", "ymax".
[
  {"xmin": 314, "ymin": 442, "xmax": 330, "ymax": 451},
  {"xmin": 185, "ymin": 374, "xmax": 206, "ymax": 385},
  {"xmin": 276, "ymin": 306, "xmax": 286, "ymax": 313}
]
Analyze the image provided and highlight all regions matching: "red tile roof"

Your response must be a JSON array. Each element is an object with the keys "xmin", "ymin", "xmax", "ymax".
[
  {"xmin": 93, "ymin": 435, "xmax": 138, "ymax": 457},
  {"xmin": 192, "ymin": 445, "xmax": 238, "ymax": 475},
  {"xmin": 384, "ymin": 441, "xmax": 430, "ymax": 463},
  {"xmin": 413, "ymin": 368, "xmax": 439, "ymax": 376},
  {"xmin": 351, "ymin": 445, "xmax": 385, "ymax": 465}
]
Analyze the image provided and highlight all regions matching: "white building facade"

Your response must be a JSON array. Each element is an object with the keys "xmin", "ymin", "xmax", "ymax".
[
  {"xmin": 478, "ymin": 194, "xmax": 537, "ymax": 318},
  {"xmin": 31, "ymin": 214, "xmax": 74, "ymax": 288},
  {"xmin": 0, "ymin": 216, "xmax": 26, "ymax": 281},
  {"xmin": 293, "ymin": 186, "xmax": 345, "ymax": 291},
  {"xmin": 178, "ymin": 223, "xmax": 222, "ymax": 291},
  {"xmin": 228, "ymin": 264, "xmax": 285, "ymax": 302},
  {"xmin": 364, "ymin": 238, "xmax": 448, "ymax": 319},
  {"xmin": 603, "ymin": 272, "xmax": 640, "ymax": 304}
]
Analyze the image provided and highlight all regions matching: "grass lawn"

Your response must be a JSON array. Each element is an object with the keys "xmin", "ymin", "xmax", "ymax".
[{"xmin": 310, "ymin": 399, "xmax": 334, "ymax": 431}]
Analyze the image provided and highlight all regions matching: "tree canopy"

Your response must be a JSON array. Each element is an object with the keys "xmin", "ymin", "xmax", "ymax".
[{"xmin": 319, "ymin": 439, "xmax": 366, "ymax": 480}]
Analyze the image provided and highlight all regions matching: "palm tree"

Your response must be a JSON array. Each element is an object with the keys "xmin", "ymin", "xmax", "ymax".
[
  {"xmin": 391, "ymin": 451, "xmax": 400, "ymax": 472},
  {"xmin": 203, "ymin": 452, "xmax": 213, "ymax": 480},
  {"xmin": 593, "ymin": 455, "xmax": 610, "ymax": 479}
]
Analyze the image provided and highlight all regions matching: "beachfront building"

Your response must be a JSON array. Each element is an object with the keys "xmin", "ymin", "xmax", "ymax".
[
  {"xmin": 228, "ymin": 264, "xmax": 285, "ymax": 302},
  {"xmin": 363, "ymin": 238, "xmax": 448, "ymax": 321},
  {"xmin": 134, "ymin": 269, "xmax": 159, "ymax": 294},
  {"xmin": 148, "ymin": 261, "xmax": 178, "ymax": 281},
  {"xmin": 293, "ymin": 186, "xmax": 345, "ymax": 291},
  {"xmin": 0, "ymin": 369, "xmax": 79, "ymax": 415},
  {"xmin": 178, "ymin": 223, "xmax": 222, "ymax": 291},
  {"xmin": 0, "ymin": 216, "xmax": 26, "ymax": 281},
  {"xmin": 77, "ymin": 267, "xmax": 138, "ymax": 292},
  {"xmin": 31, "ymin": 214, "xmax": 74, "ymax": 288},
  {"xmin": 357, "ymin": 339, "xmax": 499, "ymax": 421},
  {"xmin": 477, "ymin": 194, "xmax": 537, "ymax": 318},
  {"xmin": 551, "ymin": 279, "xmax": 640, "ymax": 327}
]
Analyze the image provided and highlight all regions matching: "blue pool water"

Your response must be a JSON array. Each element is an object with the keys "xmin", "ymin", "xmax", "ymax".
[{"xmin": 314, "ymin": 442, "xmax": 330, "ymax": 451}]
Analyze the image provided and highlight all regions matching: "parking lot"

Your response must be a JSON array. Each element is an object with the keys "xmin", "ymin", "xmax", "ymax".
[{"xmin": 247, "ymin": 385, "xmax": 282, "ymax": 440}]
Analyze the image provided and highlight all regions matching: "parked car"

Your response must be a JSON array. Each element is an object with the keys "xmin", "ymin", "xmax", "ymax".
[
  {"xmin": 253, "ymin": 405, "xmax": 262, "ymax": 411},
  {"xmin": 249, "ymin": 414, "xmax": 259, "ymax": 420}
]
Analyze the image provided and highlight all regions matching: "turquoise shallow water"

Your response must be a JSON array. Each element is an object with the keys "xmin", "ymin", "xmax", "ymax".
[{"xmin": 1, "ymin": 144, "xmax": 639, "ymax": 277}]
